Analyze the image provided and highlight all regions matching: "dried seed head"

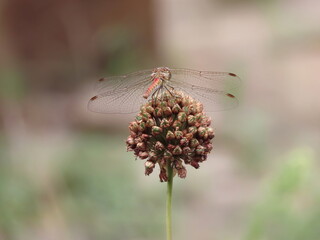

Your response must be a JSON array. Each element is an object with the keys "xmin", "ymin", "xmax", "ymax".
[{"xmin": 126, "ymin": 90, "xmax": 215, "ymax": 181}]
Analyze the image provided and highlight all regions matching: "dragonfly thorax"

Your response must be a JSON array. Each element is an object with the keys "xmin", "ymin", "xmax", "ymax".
[{"xmin": 152, "ymin": 67, "xmax": 171, "ymax": 81}]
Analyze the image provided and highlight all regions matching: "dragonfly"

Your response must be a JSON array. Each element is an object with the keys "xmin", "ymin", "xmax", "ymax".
[{"xmin": 88, "ymin": 67, "xmax": 240, "ymax": 114}]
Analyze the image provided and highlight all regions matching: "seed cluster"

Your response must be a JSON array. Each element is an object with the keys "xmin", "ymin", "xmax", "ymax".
[{"xmin": 126, "ymin": 91, "xmax": 214, "ymax": 182}]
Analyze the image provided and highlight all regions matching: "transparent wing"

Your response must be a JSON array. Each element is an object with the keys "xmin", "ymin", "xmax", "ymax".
[
  {"xmin": 170, "ymin": 68, "xmax": 241, "ymax": 91},
  {"xmin": 168, "ymin": 80, "xmax": 239, "ymax": 112},
  {"xmin": 95, "ymin": 69, "xmax": 153, "ymax": 94},
  {"xmin": 88, "ymin": 67, "xmax": 240, "ymax": 113},
  {"xmin": 88, "ymin": 69, "xmax": 154, "ymax": 114},
  {"xmin": 88, "ymin": 79, "xmax": 153, "ymax": 113}
]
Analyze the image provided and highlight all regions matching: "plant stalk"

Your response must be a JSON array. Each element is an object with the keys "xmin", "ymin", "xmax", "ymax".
[{"xmin": 166, "ymin": 161, "xmax": 173, "ymax": 240}]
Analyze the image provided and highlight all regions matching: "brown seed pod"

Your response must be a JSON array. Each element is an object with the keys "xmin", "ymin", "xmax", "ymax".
[
  {"xmin": 160, "ymin": 118, "xmax": 170, "ymax": 128},
  {"xmin": 172, "ymin": 120, "xmax": 182, "ymax": 129},
  {"xmin": 163, "ymin": 106, "xmax": 173, "ymax": 116},
  {"xmin": 152, "ymin": 126, "xmax": 162, "ymax": 135},
  {"xmin": 174, "ymin": 130, "xmax": 183, "ymax": 139},
  {"xmin": 187, "ymin": 115, "xmax": 197, "ymax": 126},
  {"xmin": 138, "ymin": 151, "xmax": 149, "ymax": 159},
  {"xmin": 172, "ymin": 104, "xmax": 182, "ymax": 113},
  {"xmin": 190, "ymin": 138, "xmax": 200, "ymax": 148},
  {"xmin": 146, "ymin": 118, "xmax": 155, "ymax": 127},
  {"xmin": 178, "ymin": 112, "xmax": 187, "ymax": 122},
  {"xmin": 155, "ymin": 107, "xmax": 163, "ymax": 117},
  {"xmin": 172, "ymin": 146, "xmax": 182, "ymax": 155},
  {"xmin": 155, "ymin": 141, "xmax": 165, "ymax": 151},
  {"xmin": 136, "ymin": 142, "xmax": 146, "ymax": 151},
  {"xmin": 145, "ymin": 105, "xmax": 155, "ymax": 114},
  {"xmin": 166, "ymin": 131, "xmax": 175, "ymax": 140},
  {"xmin": 198, "ymin": 127, "xmax": 206, "ymax": 137},
  {"xmin": 138, "ymin": 122, "xmax": 146, "ymax": 132}
]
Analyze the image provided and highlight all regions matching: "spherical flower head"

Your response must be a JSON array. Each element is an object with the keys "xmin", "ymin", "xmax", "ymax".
[{"xmin": 126, "ymin": 91, "xmax": 214, "ymax": 182}]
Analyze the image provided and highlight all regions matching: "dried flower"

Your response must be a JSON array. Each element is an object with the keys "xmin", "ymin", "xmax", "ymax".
[{"xmin": 126, "ymin": 91, "xmax": 215, "ymax": 182}]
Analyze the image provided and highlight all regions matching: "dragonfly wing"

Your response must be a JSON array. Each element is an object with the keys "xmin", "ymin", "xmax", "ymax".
[
  {"xmin": 167, "ymin": 81, "xmax": 239, "ymax": 112},
  {"xmin": 170, "ymin": 68, "xmax": 241, "ymax": 91},
  {"xmin": 88, "ymin": 79, "xmax": 152, "ymax": 114},
  {"xmin": 95, "ymin": 69, "xmax": 153, "ymax": 94}
]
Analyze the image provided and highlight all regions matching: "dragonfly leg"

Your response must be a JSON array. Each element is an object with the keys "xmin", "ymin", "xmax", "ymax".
[
  {"xmin": 159, "ymin": 86, "xmax": 165, "ymax": 101},
  {"xmin": 151, "ymin": 91, "xmax": 156, "ymax": 107},
  {"xmin": 164, "ymin": 85, "xmax": 174, "ymax": 97},
  {"xmin": 151, "ymin": 87, "xmax": 161, "ymax": 107}
]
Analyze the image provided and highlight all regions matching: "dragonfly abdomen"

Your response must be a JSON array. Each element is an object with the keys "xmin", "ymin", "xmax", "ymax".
[{"xmin": 143, "ymin": 78, "xmax": 161, "ymax": 99}]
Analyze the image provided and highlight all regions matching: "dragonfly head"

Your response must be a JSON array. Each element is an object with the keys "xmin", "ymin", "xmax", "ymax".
[{"xmin": 152, "ymin": 67, "xmax": 171, "ymax": 81}]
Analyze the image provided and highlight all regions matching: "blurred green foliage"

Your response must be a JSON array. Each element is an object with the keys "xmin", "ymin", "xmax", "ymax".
[
  {"xmin": 0, "ymin": 134, "xmax": 165, "ymax": 240},
  {"xmin": 59, "ymin": 134, "xmax": 165, "ymax": 240},
  {"xmin": 0, "ymin": 166, "xmax": 39, "ymax": 239},
  {"xmin": 1, "ymin": 133, "xmax": 319, "ymax": 240},
  {"xmin": 97, "ymin": 26, "xmax": 154, "ymax": 76},
  {"xmin": 0, "ymin": 68, "xmax": 26, "ymax": 101},
  {"xmin": 245, "ymin": 147, "xmax": 320, "ymax": 240}
]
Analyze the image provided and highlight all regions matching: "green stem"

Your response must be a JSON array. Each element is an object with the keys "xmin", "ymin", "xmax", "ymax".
[{"xmin": 166, "ymin": 161, "xmax": 173, "ymax": 240}]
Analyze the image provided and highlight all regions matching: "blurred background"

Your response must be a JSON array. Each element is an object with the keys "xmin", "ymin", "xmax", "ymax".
[{"xmin": 0, "ymin": 0, "xmax": 320, "ymax": 239}]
